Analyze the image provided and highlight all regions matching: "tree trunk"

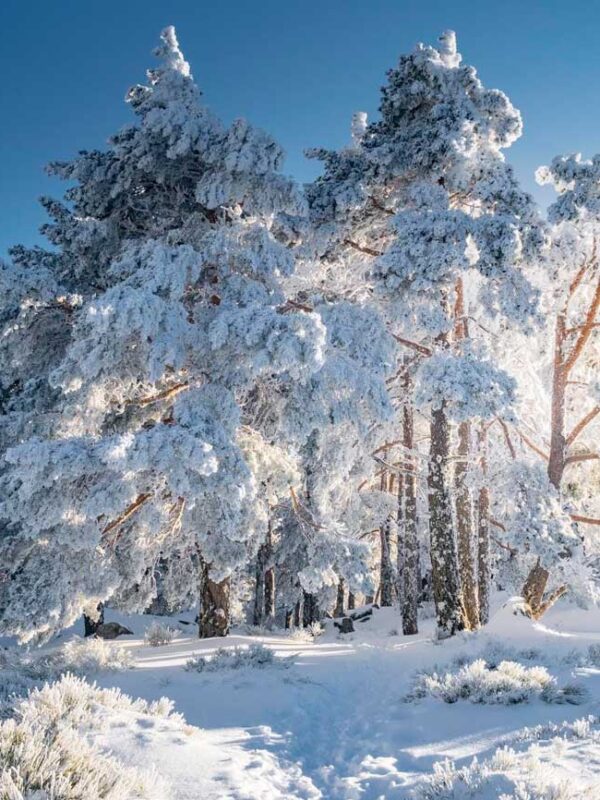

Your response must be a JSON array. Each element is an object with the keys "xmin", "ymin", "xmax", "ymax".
[
  {"xmin": 334, "ymin": 577, "xmax": 345, "ymax": 618},
  {"xmin": 302, "ymin": 591, "xmax": 320, "ymax": 627},
  {"xmin": 199, "ymin": 561, "xmax": 230, "ymax": 638},
  {"xmin": 476, "ymin": 425, "xmax": 491, "ymax": 625},
  {"xmin": 83, "ymin": 603, "xmax": 104, "ymax": 637},
  {"xmin": 264, "ymin": 522, "xmax": 275, "ymax": 620},
  {"xmin": 252, "ymin": 545, "xmax": 267, "ymax": 626},
  {"xmin": 293, "ymin": 600, "xmax": 301, "ymax": 628},
  {"xmin": 398, "ymin": 380, "xmax": 419, "ymax": 635},
  {"xmin": 428, "ymin": 401, "xmax": 464, "ymax": 637},
  {"xmin": 548, "ymin": 314, "xmax": 567, "ymax": 490},
  {"xmin": 285, "ymin": 609, "xmax": 293, "ymax": 629},
  {"xmin": 455, "ymin": 420, "xmax": 479, "ymax": 630},
  {"xmin": 348, "ymin": 592, "xmax": 356, "ymax": 610},
  {"xmin": 379, "ymin": 517, "xmax": 395, "ymax": 607}
]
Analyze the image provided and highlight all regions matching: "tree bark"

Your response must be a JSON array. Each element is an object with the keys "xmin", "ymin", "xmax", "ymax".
[
  {"xmin": 399, "ymin": 382, "xmax": 419, "ymax": 635},
  {"xmin": 264, "ymin": 522, "xmax": 275, "ymax": 620},
  {"xmin": 428, "ymin": 401, "xmax": 465, "ymax": 637},
  {"xmin": 455, "ymin": 420, "xmax": 479, "ymax": 630},
  {"xmin": 348, "ymin": 592, "xmax": 356, "ymax": 610},
  {"xmin": 302, "ymin": 591, "xmax": 320, "ymax": 627},
  {"xmin": 83, "ymin": 603, "xmax": 104, "ymax": 637},
  {"xmin": 252, "ymin": 545, "xmax": 267, "ymax": 626},
  {"xmin": 334, "ymin": 577, "xmax": 345, "ymax": 618},
  {"xmin": 379, "ymin": 517, "xmax": 395, "ymax": 607},
  {"xmin": 476, "ymin": 425, "xmax": 491, "ymax": 626},
  {"xmin": 198, "ymin": 560, "xmax": 230, "ymax": 638},
  {"xmin": 548, "ymin": 313, "xmax": 567, "ymax": 490}
]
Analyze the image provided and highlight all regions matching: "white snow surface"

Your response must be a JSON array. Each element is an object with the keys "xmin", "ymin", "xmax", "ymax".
[{"xmin": 16, "ymin": 598, "xmax": 600, "ymax": 798}]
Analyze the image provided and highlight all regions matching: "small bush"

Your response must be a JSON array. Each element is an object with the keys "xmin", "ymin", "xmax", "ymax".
[
  {"xmin": 185, "ymin": 643, "xmax": 291, "ymax": 673},
  {"xmin": 0, "ymin": 674, "xmax": 173, "ymax": 799},
  {"xmin": 144, "ymin": 621, "xmax": 179, "ymax": 647},
  {"xmin": 288, "ymin": 622, "xmax": 323, "ymax": 642},
  {"xmin": 415, "ymin": 744, "xmax": 600, "ymax": 800},
  {"xmin": 407, "ymin": 659, "xmax": 584, "ymax": 705},
  {"xmin": 0, "ymin": 638, "xmax": 133, "ymax": 713}
]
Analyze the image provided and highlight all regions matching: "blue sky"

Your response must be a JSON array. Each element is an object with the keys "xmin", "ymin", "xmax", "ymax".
[{"xmin": 2, "ymin": 0, "xmax": 599, "ymax": 256}]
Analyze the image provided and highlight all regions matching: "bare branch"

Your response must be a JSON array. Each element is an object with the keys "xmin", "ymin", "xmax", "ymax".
[
  {"xmin": 126, "ymin": 382, "xmax": 189, "ymax": 408},
  {"xmin": 390, "ymin": 333, "xmax": 432, "ymax": 356},
  {"xmin": 101, "ymin": 492, "xmax": 153, "ymax": 537},
  {"xmin": 566, "ymin": 405, "xmax": 600, "ymax": 446},
  {"xmin": 343, "ymin": 239, "xmax": 383, "ymax": 258},
  {"xmin": 565, "ymin": 452, "xmax": 600, "ymax": 466}
]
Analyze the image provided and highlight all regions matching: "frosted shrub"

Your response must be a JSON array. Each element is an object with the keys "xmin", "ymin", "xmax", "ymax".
[
  {"xmin": 407, "ymin": 659, "xmax": 584, "ymax": 705},
  {"xmin": 415, "ymin": 744, "xmax": 600, "ymax": 800},
  {"xmin": 0, "ymin": 675, "xmax": 173, "ymax": 799},
  {"xmin": 144, "ymin": 621, "xmax": 179, "ymax": 647},
  {"xmin": 0, "ymin": 638, "xmax": 132, "ymax": 711},
  {"xmin": 185, "ymin": 643, "xmax": 291, "ymax": 673}
]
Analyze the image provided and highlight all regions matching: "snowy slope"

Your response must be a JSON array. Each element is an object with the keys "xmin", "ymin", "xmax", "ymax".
[
  {"xmin": 43, "ymin": 598, "xmax": 595, "ymax": 799},
  {"xmin": 6, "ymin": 598, "xmax": 596, "ymax": 798}
]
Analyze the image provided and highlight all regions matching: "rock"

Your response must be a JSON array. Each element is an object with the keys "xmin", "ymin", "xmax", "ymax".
[{"xmin": 95, "ymin": 622, "xmax": 134, "ymax": 639}]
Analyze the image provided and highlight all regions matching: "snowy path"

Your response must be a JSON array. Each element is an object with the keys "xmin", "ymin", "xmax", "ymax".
[{"xmin": 85, "ymin": 603, "xmax": 600, "ymax": 798}]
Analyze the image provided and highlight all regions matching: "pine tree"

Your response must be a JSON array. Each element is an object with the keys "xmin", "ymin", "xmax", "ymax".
[{"xmin": 0, "ymin": 28, "xmax": 325, "ymax": 643}]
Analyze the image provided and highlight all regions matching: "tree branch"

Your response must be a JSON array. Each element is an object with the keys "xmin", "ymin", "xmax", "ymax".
[
  {"xmin": 565, "ymin": 452, "xmax": 600, "ymax": 466},
  {"xmin": 101, "ymin": 493, "xmax": 153, "ymax": 537},
  {"xmin": 562, "ymin": 277, "xmax": 600, "ymax": 375},
  {"xmin": 343, "ymin": 239, "xmax": 383, "ymax": 258},
  {"xmin": 390, "ymin": 333, "xmax": 432, "ymax": 356},
  {"xmin": 566, "ymin": 405, "xmax": 600, "ymax": 446},
  {"xmin": 571, "ymin": 513, "xmax": 600, "ymax": 526},
  {"xmin": 126, "ymin": 383, "xmax": 189, "ymax": 408}
]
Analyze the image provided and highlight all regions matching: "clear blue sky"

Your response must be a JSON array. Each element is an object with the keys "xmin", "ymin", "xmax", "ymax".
[{"xmin": 2, "ymin": 0, "xmax": 599, "ymax": 256}]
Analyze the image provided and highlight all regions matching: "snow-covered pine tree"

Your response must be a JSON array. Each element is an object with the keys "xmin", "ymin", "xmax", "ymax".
[
  {"xmin": 308, "ymin": 31, "xmax": 543, "ymax": 637},
  {"xmin": 484, "ymin": 153, "xmax": 600, "ymax": 616},
  {"xmin": 0, "ymin": 27, "xmax": 325, "ymax": 643}
]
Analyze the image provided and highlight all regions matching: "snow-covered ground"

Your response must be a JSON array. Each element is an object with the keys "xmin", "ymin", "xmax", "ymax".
[{"xmin": 6, "ymin": 599, "xmax": 600, "ymax": 799}]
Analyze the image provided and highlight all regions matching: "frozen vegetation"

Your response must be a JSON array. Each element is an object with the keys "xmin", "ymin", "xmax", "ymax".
[{"xmin": 1, "ymin": 20, "xmax": 600, "ymax": 799}]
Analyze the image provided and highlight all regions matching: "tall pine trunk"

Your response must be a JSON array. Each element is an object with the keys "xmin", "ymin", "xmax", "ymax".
[
  {"xmin": 379, "ymin": 516, "xmax": 395, "ymax": 607},
  {"xmin": 428, "ymin": 400, "xmax": 464, "ymax": 637},
  {"xmin": 252, "ymin": 520, "xmax": 275, "ymax": 626},
  {"xmin": 398, "ymin": 368, "xmax": 419, "ymax": 635},
  {"xmin": 264, "ymin": 521, "xmax": 275, "ymax": 620},
  {"xmin": 455, "ymin": 420, "xmax": 479, "ymax": 629},
  {"xmin": 334, "ymin": 577, "xmax": 345, "ymax": 617},
  {"xmin": 548, "ymin": 312, "xmax": 567, "ymax": 490},
  {"xmin": 252, "ymin": 545, "xmax": 267, "ymax": 626},
  {"xmin": 198, "ymin": 560, "xmax": 230, "ymax": 638},
  {"xmin": 302, "ymin": 591, "xmax": 320, "ymax": 627},
  {"xmin": 453, "ymin": 279, "xmax": 478, "ymax": 630},
  {"xmin": 476, "ymin": 425, "xmax": 491, "ymax": 625}
]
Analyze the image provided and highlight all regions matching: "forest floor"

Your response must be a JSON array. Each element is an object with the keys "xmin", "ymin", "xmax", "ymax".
[{"xmin": 41, "ymin": 599, "xmax": 600, "ymax": 798}]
